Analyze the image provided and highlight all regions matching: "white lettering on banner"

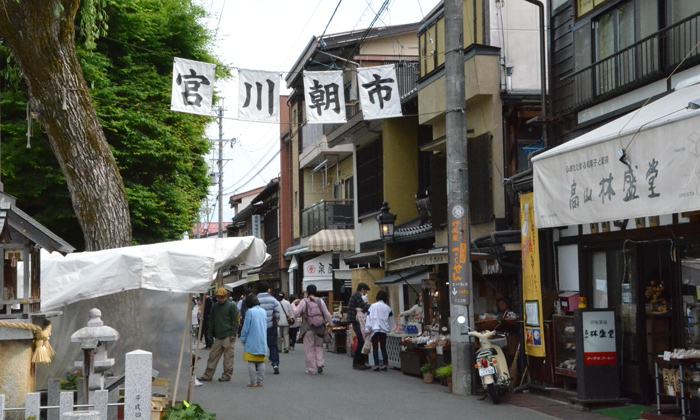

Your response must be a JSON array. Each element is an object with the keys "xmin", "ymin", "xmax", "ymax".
[{"xmin": 170, "ymin": 58, "xmax": 216, "ymax": 116}]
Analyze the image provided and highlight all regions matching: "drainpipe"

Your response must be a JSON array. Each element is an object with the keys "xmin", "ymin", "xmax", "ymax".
[{"xmin": 521, "ymin": 0, "xmax": 548, "ymax": 148}]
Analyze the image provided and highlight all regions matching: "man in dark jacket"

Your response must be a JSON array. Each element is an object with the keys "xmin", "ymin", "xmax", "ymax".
[
  {"xmin": 348, "ymin": 283, "xmax": 371, "ymax": 370},
  {"xmin": 198, "ymin": 288, "xmax": 239, "ymax": 382}
]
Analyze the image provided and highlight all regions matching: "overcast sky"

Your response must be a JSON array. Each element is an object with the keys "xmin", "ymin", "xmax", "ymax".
[{"xmin": 196, "ymin": 0, "xmax": 441, "ymax": 224}]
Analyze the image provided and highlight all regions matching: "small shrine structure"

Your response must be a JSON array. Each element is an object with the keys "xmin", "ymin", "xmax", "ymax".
[{"xmin": 0, "ymin": 191, "xmax": 74, "ymax": 414}]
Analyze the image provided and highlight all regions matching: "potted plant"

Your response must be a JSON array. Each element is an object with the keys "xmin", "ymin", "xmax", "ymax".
[
  {"xmin": 420, "ymin": 363, "xmax": 435, "ymax": 384},
  {"xmin": 165, "ymin": 401, "xmax": 216, "ymax": 420},
  {"xmin": 435, "ymin": 364, "xmax": 453, "ymax": 392}
]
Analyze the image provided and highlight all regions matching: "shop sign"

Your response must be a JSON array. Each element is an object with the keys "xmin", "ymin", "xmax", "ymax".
[
  {"xmin": 387, "ymin": 251, "xmax": 448, "ymax": 271},
  {"xmin": 582, "ymin": 310, "xmax": 617, "ymax": 366},
  {"xmin": 449, "ymin": 204, "xmax": 470, "ymax": 306},
  {"xmin": 252, "ymin": 215, "xmax": 261, "ymax": 239},
  {"xmin": 521, "ymin": 193, "xmax": 546, "ymax": 357}
]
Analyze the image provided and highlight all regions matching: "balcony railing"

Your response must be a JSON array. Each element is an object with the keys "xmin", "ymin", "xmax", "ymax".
[
  {"xmin": 560, "ymin": 12, "xmax": 700, "ymax": 113},
  {"xmin": 301, "ymin": 199, "xmax": 353, "ymax": 238}
]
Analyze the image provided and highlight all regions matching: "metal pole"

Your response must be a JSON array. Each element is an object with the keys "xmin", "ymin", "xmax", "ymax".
[
  {"xmin": 446, "ymin": 0, "xmax": 473, "ymax": 396},
  {"xmin": 218, "ymin": 107, "xmax": 224, "ymax": 238},
  {"xmin": 521, "ymin": 0, "xmax": 548, "ymax": 147}
]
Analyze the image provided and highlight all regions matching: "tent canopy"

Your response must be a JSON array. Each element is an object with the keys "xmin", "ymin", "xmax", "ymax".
[
  {"xmin": 41, "ymin": 237, "xmax": 267, "ymax": 310},
  {"xmin": 532, "ymin": 82, "xmax": 700, "ymax": 228}
]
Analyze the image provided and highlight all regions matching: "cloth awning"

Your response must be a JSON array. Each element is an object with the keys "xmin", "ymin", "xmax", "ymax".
[
  {"xmin": 288, "ymin": 255, "xmax": 299, "ymax": 273},
  {"xmin": 375, "ymin": 267, "xmax": 431, "ymax": 285},
  {"xmin": 532, "ymin": 82, "xmax": 700, "ymax": 228},
  {"xmin": 224, "ymin": 279, "xmax": 249, "ymax": 290},
  {"xmin": 307, "ymin": 229, "xmax": 354, "ymax": 252},
  {"xmin": 284, "ymin": 244, "xmax": 308, "ymax": 257}
]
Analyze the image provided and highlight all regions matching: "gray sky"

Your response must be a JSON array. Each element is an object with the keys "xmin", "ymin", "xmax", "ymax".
[{"xmin": 198, "ymin": 0, "xmax": 441, "ymax": 224}]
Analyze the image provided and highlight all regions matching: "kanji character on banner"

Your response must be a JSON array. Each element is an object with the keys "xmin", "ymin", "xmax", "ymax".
[
  {"xmin": 238, "ymin": 69, "xmax": 280, "ymax": 123},
  {"xmin": 171, "ymin": 57, "xmax": 216, "ymax": 116},
  {"xmin": 303, "ymin": 70, "xmax": 347, "ymax": 124},
  {"xmin": 357, "ymin": 64, "xmax": 402, "ymax": 120}
]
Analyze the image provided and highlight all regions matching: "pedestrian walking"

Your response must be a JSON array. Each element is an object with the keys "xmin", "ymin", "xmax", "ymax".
[
  {"xmin": 199, "ymin": 293, "xmax": 214, "ymax": 349},
  {"xmin": 292, "ymin": 284, "xmax": 333, "ymax": 375},
  {"xmin": 277, "ymin": 292, "xmax": 294, "ymax": 353},
  {"xmin": 240, "ymin": 293, "xmax": 267, "ymax": 387},
  {"xmin": 348, "ymin": 283, "xmax": 371, "ymax": 370},
  {"xmin": 197, "ymin": 288, "xmax": 239, "ymax": 382},
  {"xmin": 288, "ymin": 294, "xmax": 299, "ymax": 350},
  {"xmin": 257, "ymin": 281, "xmax": 281, "ymax": 374},
  {"xmin": 365, "ymin": 290, "xmax": 397, "ymax": 371}
]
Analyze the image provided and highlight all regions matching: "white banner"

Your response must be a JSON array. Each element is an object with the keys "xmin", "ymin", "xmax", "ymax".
[
  {"xmin": 357, "ymin": 64, "xmax": 402, "ymax": 120},
  {"xmin": 303, "ymin": 70, "xmax": 347, "ymax": 124},
  {"xmin": 171, "ymin": 57, "xmax": 216, "ymax": 116},
  {"xmin": 238, "ymin": 69, "xmax": 280, "ymax": 123}
]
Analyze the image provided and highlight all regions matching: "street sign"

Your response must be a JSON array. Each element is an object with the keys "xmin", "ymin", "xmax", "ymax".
[{"xmin": 449, "ymin": 205, "xmax": 470, "ymax": 306}]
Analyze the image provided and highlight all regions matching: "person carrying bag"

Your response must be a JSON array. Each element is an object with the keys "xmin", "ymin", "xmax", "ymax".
[{"xmin": 292, "ymin": 284, "xmax": 333, "ymax": 375}]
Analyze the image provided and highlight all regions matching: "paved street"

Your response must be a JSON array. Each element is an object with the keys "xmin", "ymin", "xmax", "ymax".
[{"xmin": 189, "ymin": 341, "xmax": 612, "ymax": 420}]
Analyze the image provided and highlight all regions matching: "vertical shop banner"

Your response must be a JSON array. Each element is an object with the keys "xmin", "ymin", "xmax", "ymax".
[
  {"xmin": 582, "ymin": 311, "xmax": 617, "ymax": 365},
  {"xmin": 171, "ymin": 58, "xmax": 216, "ymax": 116},
  {"xmin": 449, "ymin": 204, "xmax": 470, "ymax": 306},
  {"xmin": 521, "ymin": 193, "xmax": 546, "ymax": 357},
  {"xmin": 357, "ymin": 65, "xmax": 403, "ymax": 120},
  {"xmin": 238, "ymin": 69, "xmax": 280, "ymax": 123},
  {"xmin": 303, "ymin": 70, "xmax": 347, "ymax": 124}
]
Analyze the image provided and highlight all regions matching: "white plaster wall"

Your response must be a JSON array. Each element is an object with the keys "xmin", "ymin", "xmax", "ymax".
[{"xmin": 489, "ymin": 0, "xmax": 546, "ymax": 93}]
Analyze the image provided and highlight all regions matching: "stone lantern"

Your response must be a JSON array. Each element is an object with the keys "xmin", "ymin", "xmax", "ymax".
[{"xmin": 71, "ymin": 308, "xmax": 120, "ymax": 402}]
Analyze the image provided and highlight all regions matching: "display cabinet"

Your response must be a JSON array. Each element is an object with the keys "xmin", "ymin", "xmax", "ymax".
[{"xmin": 553, "ymin": 315, "xmax": 577, "ymax": 379}]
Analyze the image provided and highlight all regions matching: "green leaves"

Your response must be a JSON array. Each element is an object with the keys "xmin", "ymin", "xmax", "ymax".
[
  {"xmin": 165, "ymin": 402, "xmax": 216, "ymax": 420},
  {"xmin": 0, "ymin": 0, "xmax": 227, "ymax": 249}
]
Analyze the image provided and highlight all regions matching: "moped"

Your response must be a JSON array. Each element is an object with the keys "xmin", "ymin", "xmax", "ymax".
[{"xmin": 468, "ymin": 329, "xmax": 510, "ymax": 404}]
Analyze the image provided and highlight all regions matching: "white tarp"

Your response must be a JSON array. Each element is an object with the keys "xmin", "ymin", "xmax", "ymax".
[
  {"xmin": 170, "ymin": 57, "xmax": 216, "ymax": 116},
  {"xmin": 532, "ymin": 82, "xmax": 700, "ymax": 228},
  {"xmin": 357, "ymin": 64, "xmax": 402, "ymax": 120},
  {"xmin": 303, "ymin": 70, "xmax": 347, "ymax": 124},
  {"xmin": 41, "ymin": 237, "xmax": 267, "ymax": 310}
]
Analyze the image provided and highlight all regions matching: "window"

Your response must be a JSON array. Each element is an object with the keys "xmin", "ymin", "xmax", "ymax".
[
  {"xmin": 356, "ymin": 137, "xmax": 383, "ymax": 217},
  {"xmin": 667, "ymin": 0, "xmax": 700, "ymax": 24},
  {"xmin": 595, "ymin": 2, "xmax": 635, "ymax": 93}
]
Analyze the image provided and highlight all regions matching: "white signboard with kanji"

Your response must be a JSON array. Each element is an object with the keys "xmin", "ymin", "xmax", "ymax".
[
  {"xmin": 238, "ymin": 69, "xmax": 280, "ymax": 123},
  {"xmin": 582, "ymin": 310, "xmax": 617, "ymax": 366},
  {"xmin": 357, "ymin": 64, "xmax": 402, "ymax": 120},
  {"xmin": 171, "ymin": 58, "xmax": 216, "ymax": 116},
  {"xmin": 303, "ymin": 70, "xmax": 347, "ymax": 124}
]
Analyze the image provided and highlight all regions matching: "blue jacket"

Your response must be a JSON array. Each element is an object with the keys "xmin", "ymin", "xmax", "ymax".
[{"xmin": 241, "ymin": 306, "xmax": 268, "ymax": 356}]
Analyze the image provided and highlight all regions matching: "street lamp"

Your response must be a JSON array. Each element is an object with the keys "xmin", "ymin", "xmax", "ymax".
[{"xmin": 376, "ymin": 202, "xmax": 396, "ymax": 242}]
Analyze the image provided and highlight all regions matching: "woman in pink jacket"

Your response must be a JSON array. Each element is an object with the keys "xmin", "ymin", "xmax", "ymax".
[{"xmin": 292, "ymin": 284, "xmax": 333, "ymax": 375}]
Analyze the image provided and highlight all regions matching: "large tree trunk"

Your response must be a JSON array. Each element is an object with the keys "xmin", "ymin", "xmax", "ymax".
[{"xmin": 0, "ymin": 0, "xmax": 132, "ymax": 250}]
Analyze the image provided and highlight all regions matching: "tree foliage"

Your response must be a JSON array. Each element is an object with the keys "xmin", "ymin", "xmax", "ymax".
[{"xmin": 0, "ymin": 0, "xmax": 223, "ymax": 249}]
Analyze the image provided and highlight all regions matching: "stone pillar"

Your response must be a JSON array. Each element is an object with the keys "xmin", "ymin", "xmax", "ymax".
[
  {"xmin": 48, "ymin": 378, "xmax": 61, "ymax": 420},
  {"xmin": 25, "ymin": 392, "xmax": 40, "ymax": 419},
  {"xmin": 124, "ymin": 350, "xmax": 152, "ymax": 420},
  {"xmin": 92, "ymin": 390, "xmax": 109, "ymax": 420},
  {"xmin": 60, "ymin": 391, "xmax": 74, "ymax": 416}
]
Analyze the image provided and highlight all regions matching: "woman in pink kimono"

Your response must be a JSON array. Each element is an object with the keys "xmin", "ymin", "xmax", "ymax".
[{"xmin": 292, "ymin": 284, "xmax": 333, "ymax": 375}]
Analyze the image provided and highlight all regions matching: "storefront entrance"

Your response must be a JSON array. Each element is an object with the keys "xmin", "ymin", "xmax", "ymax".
[{"xmin": 582, "ymin": 239, "xmax": 676, "ymax": 404}]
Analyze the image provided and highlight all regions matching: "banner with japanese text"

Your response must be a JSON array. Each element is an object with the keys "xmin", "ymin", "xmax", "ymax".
[
  {"xmin": 521, "ymin": 193, "xmax": 546, "ymax": 357},
  {"xmin": 238, "ymin": 69, "xmax": 280, "ymax": 123},
  {"xmin": 171, "ymin": 57, "xmax": 216, "ymax": 116},
  {"xmin": 357, "ymin": 65, "xmax": 402, "ymax": 120},
  {"xmin": 303, "ymin": 70, "xmax": 347, "ymax": 124}
]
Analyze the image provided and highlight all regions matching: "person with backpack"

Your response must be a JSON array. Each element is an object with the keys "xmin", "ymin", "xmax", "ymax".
[{"xmin": 292, "ymin": 284, "xmax": 333, "ymax": 375}]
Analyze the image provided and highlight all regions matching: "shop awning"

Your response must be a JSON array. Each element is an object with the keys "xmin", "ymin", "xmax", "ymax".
[
  {"xmin": 386, "ymin": 249, "xmax": 448, "ymax": 271},
  {"xmin": 224, "ymin": 279, "xmax": 249, "ymax": 290},
  {"xmin": 284, "ymin": 244, "xmax": 309, "ymax": 257},
  {"xmin": 307, "ymin": 229, "xmax": 354, "ymax": 252},
  {"xmin": 375, "ymin": 267, "xmax": 431, "ymax": 285},
  {"xmin": 532, "ymin": 81, "xmax": 700, "ymax": 228}
]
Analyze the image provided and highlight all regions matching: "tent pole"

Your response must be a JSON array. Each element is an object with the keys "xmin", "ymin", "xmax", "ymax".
[
  {"xmin": 189, "ymin": 299, "xmax": 206, "ymax": 402},
  {"xmin": 172, "ymin": 294, "xmax": 192, "ymax": 407}
]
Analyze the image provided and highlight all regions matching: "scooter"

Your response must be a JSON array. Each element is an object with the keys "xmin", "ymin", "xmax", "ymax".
[{"xmin": 468, "ymin": 329, "xmax": 510, "ymax": 404}]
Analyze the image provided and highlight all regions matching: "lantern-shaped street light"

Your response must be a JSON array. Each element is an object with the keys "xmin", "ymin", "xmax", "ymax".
[{"xmin": 376, "ymin": 202, "xmax": 396, "ymax": 242}]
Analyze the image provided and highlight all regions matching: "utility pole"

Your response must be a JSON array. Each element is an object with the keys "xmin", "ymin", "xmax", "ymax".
[
  {"xmin": 446, "ymin": 0, "xmax": 473, "ymax": 396},
  {"xmin": 217, "ymin": 106, "xmax": 224, "ymax": 238}
]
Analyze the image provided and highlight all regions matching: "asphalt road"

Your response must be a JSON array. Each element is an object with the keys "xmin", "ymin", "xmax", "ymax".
[{"xmin": 188, "ymin": 340, "xmax": 562, "ymax": 420}]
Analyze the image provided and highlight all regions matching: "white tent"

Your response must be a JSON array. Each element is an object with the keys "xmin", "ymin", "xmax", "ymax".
[{"xmin": 41, "ymin": 237, "xmax": 267, "ymax": 310}]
